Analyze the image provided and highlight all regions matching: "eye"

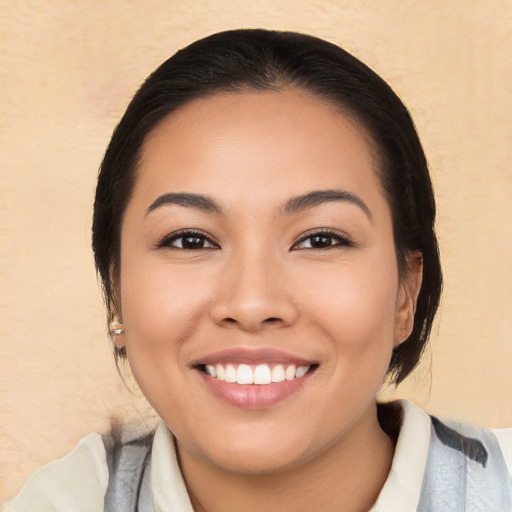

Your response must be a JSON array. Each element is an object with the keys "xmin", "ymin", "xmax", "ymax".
[
  {"xmin": 157, "ymin": 230, "xmax": 219, "ymax": 250},
  {"xmin": 292, "ymin": 229, "xmax": 353, "ymax": 250}
]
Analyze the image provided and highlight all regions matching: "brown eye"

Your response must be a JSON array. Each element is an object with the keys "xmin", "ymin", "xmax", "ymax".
[
  {"xmin": 181, "ymin": 235, "xmax": 208, "ymax": 249},
  {"xmin": 292, "ymin": 230, "xmax": 353, "ymax": 250},
  {"xmin": 158, "ymin": 230, "xmax": 218, "ymax": 250},
  {"xmin": 309, "ymin": 235, "xmax": 336, "ymax": 248}
]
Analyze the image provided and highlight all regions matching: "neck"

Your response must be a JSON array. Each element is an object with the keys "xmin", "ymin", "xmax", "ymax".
[{"xmin": 178, "ymin": 402, "xmax": 396, "ymax": 512}]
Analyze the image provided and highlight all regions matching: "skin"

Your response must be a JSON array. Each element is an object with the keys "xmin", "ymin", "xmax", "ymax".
[{"xmin": 117, "ymin": 88, "xmax": 422, "ymax": 512}]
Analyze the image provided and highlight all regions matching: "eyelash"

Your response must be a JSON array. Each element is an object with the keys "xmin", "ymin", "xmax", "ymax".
[{"xmin": 156, "ymin": 228, "xmax": 353, "ymax": 251}]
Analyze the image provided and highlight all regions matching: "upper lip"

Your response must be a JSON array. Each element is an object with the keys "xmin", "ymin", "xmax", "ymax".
[{"xmin": 190, "ymin": 347, "xmax": 318, "ymax": 368}]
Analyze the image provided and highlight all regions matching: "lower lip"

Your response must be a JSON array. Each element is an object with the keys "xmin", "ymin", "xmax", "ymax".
[{"xmin": 197, "ymin": 370, "xmax": 313, "ymax": 409}]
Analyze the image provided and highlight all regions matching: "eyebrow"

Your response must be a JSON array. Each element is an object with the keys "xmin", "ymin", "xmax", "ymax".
[
  {"xmin": 146, "ymin": 189, "xmax": 371, "ymax": 220},
  {"xmin": 282, "ymin": 189, "xmax": 372, "ymax": 220},
  {"xmin": 146, "ymin": 193, "xmax": 224, "ymax": 216}
]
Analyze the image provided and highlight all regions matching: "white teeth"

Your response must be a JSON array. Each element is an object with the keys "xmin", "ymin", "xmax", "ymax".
[
  {"xmin": 254, "ymin": 364, "xmax": 272, "ymax": 385},
  {"xmin": 236, "ymin": 364, "xmax": 253, "ymax": 384},
  {"xmin": 215, "ymin": 364, "xmax": 225, "ymax": 380},
  {"xmin": 225, "ymin": 364, "xmax": 237, "ymax": 383},
  {"xmin": 296, "ymin": 366, "xmax": 309, "ymax": 378},
  {"xmin": 285, "ymin": 365, "xmax": 296, "ymax": 380},
  {"xmin": 271, "ymin": 365, "xmax": 285, "ymax": 382},
  {"xmin": 205, "ymin": 363, "xmax": 312, "ymax": 384}
]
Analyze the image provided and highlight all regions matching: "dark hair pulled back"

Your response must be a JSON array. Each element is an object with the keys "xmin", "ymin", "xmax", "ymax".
[{"xmin": 92, "ymin": 29, "xmax": 442, "ymax": 384}]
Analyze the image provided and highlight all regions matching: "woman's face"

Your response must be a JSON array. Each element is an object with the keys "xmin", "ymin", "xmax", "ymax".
[{"xmin": 119, "ymin": 88, "xmax": 419, "ymax": 474}]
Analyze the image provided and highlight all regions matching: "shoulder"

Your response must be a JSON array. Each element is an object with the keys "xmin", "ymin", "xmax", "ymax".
[
  {"xmin": 103, "ymin": 424, "xmax": 154, "ymax": 511},
  {"xmin": 419, "ymin": 410, "xmax": 512, "ymax": 510},
  {"xmin": 396, "ymin": 400, "xmax": 512, "ymax": 479},
  {"xmin": 372, "ymin": 400, "xmax": 512, "ymax": 512},
  {"xmin": 4, "ymin": 433, "xmax": 109, "ymax": 512},
  {"xmin": 429, "ymin": 414, "xmax": 512, "ymax": 479}
]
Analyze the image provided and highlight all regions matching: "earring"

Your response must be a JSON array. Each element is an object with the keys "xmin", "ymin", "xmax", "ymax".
[
  {"xmin": 109, "ymin": 320, "xmax": 125, "ymax": 336},
  {"xmin": 109, "ymin": 320, "xmax": 126, "ymax": 356}
]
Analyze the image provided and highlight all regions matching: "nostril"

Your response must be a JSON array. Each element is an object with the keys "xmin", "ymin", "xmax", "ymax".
[{"xmin": 221, "ymin": 316, "xmax": 282, "ymax": 328}]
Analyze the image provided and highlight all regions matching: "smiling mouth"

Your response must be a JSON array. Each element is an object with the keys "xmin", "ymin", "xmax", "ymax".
[{"xmin": 198, "ymin": 363, "xmax": 318, "ymax": 385}]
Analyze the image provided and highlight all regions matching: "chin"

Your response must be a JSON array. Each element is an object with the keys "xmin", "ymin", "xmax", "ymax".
[
  {"xmin": 200, "ymin": 443, "xmax": 313, "ymax": 476},
  {"xmin": 175, "ymin": 419, "xmax": 325, "ymax": 476}
]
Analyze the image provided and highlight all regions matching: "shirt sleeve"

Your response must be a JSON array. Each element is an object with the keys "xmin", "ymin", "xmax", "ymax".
[{"xmin": 3, "ymin": 433, "xmax": 109, "ymax": 512}]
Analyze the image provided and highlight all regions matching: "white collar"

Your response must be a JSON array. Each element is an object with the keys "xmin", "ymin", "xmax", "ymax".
[
  {"xmin": 151, "ymin": 419, "xmax": 194, "ymax": 512},
  {"xmin": 370, "ymin": 400, "xmax": 431, "ymax": 511}
]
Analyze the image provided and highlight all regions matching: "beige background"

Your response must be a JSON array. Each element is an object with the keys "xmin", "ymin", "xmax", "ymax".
[{"xmin": 1, "ymin": 0, "xmax": 511, "ymax": 501}]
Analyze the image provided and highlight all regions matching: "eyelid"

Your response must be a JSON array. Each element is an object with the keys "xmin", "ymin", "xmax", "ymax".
[{"xmin": 291, "ymin": 228, "xmax": 354, "ymax": 250}]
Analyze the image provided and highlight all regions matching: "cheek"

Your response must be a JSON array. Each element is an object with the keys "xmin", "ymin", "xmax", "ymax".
[
  {"xmin": 120, "ymin": 259, "xmax": 211, "ymax": 352},
  {"xmin": 296, "ymin": 253, "xmax": 399, "ymax": 356},
  {"xmin": 117, "ymin": 259, "xmax": 210, "ymax": 413}
]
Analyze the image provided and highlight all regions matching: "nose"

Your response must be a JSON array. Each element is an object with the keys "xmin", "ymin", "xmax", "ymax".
[{"xmin": 209, "ymin": 249, "xmax": 299, "ymax": 332}]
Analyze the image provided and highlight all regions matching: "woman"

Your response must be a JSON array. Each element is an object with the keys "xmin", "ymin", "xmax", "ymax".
[{"xmin": 6, "ymin": 29, "xmax": 512, "ymax": 512}]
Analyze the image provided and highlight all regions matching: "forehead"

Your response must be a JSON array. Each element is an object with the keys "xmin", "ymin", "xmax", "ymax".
[{"xmin": 133, "ymin": 88, "xmax": 385, "ymax": 213}]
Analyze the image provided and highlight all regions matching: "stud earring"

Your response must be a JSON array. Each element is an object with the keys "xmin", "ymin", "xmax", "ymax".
[
  {"xmin": 109, "ymin": 321, "xmax": 127, "ymax": 356},
  {"xmin": 109, "ymin": 320, "xmax": 125, "ymax": 336}
]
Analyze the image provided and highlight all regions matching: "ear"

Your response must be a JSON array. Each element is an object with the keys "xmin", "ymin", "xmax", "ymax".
[
  {"xmin": 394, "ymin": 251, "xmax": 423, "ymax": 346},
  {"xmin": 111, "ymin": 269, "xmax": 123, "ymax": 321}
]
